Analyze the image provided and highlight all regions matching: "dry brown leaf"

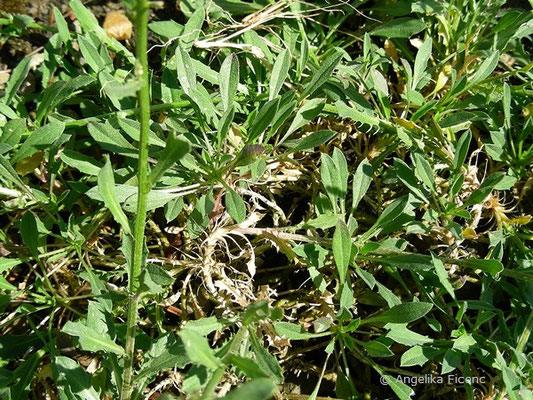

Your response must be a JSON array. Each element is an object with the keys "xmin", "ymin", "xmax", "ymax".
[
  {"xmin": 0, "ymin": 70, "xmax": 10, "ymax": 90},
  {"xmin": 103, "ymin": 11, "xmax": 132, "ymax": 41}
]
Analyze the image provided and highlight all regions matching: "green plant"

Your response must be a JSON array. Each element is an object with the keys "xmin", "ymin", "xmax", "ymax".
[{"xmin": 0, "ymin": 0, "xmax": 532, "ymax": 399}]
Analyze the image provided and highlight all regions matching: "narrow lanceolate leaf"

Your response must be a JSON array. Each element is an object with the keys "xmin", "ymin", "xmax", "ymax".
[
  {"xmin": 20, "ymin": 212, "xmax": 40, "ymax": 259},
  {"xmin": 333, "ymin": 220, "xmax": 351, "ymax": 284},
  {"xmin": 2, "ymin": 57, "xmax": 31, "ymax": 106},
  {"xmin": 53, "ymin": 7, "xmax": 70, "ymax": 43},
  {"xmin": 62, "ymin": 321, "xmax": 124, "ymax": 355},
  {"xmin": 149, "ymin": 132, "xmax": 191, "ymax": 186},
  {"xmin": 412, "ymin": 38, "xmax": 432, "ymax": 90},
  {"xmin": 180, "ymin": 6, "xmax": 205, "ymax": 50},
  {"xmin": 98, "ymin": 157, "xmax": 131, "ymax": 235},
  {"xmin": 269, "ymin": 49, "xmax": 290, "ymax": 100},
  {"xmin": 225, "ymin": 187, "xmax": 246, "ymax": 224},
  {"xmin": 176, "ymin": 46, "xmax": 196, "ymax": 96},
  {"xmin": 431, "ymin": 252, "xmax": 456, "ymax": 300},
  {"xmin": 394, "ymin": 158, "xmax": 429, "ymax": 202},
  {"xmin": 54, "ymin": 356, "xmax": 100, "ymax": 400},
  {"xmin": 286, "ymin": 98, "xmax": 326, "ymax": 137},
  {"xmin": 248, "ymin": 98, "xmax": 280, "ymax": 141},
  {"xmin": 352, "ymin": 159, "xmax": 373, "ymax": 212},
  {"xmin": 300, "ymin": 50, "xmax": 343, "ymax": 99},
  {"xmin": 335, "ymin": 100, "xmax": 379, "ymax": 126},
  {"xmin": 11, "ymin": 121, "xmax": 65, "ymax": 164},
  {"xmin": 413, "ymin": 153, "xmax": 436, "ymax": 192},
  {"xmin": 179, "ymin": 329, "xmax": 222, "ymax": 370},
  {"xmin": 468, "ymin": 51, "xmax": 500, "ymax": 88},
  {"xmin": 503, "ymin": 83, "xmax": 511, "ymax": 130},
  {"xmin": 220, "ymin": 378, "xmax": 277, "ymax": 400},
  {"xmin": 288, "ymin": 130, "xmax": 336, "ymax": 153},
  {"xmin": 370, "ymin": 17, "xmax": 426, "ymax": 38},
  {"xmin": 382, "ymin": 374, "xmax": 414, "ymax": 400},
  {"xmin": 220, "ymin": 53, "xmax": 239, "ymax": 111},
  {"xmin": 463, "ymin": 172, "xmax": 506, "ymax": 207},
  {"xmin": 452, "ymin": 130, "xmax": 471, "ymax": 174},
  {"xmin": 362, "ymin": 302, "xmax": 433, "ymax": 325},
  {"xmin": 274, "ymin": 322, "xmax": 332, "ymax": 340}
]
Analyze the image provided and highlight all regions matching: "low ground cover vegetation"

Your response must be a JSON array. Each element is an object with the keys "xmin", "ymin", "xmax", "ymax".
[{"xmin": 0, "ymin": 0, "xmax": 532, "ymax": 399}]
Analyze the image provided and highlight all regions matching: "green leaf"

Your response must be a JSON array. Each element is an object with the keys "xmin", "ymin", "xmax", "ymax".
[
  {"xmin": 431, "ymin": 252, "xmax": 456, "ymax": 300},
  {"xmin": 116, "ymin": 117, "xmax": 165, "ymax": 147},
  {"xmin": 457, "ymin": 258, "xmax": 503, "ymax": 277},
  {"xmin": 362, "ymin": 302, "xmax": 433, "ymax": 325},
  {"xmin": 333, "ymin": 220, "xmax": 351, "ymax": 285},
  {"xmin": 352, "ymin": 159, "xmax": 373, "ymax": 211},
  {"xmin": 78, "ymin": 34, "xmax": 111, "ymax": 73},
  {"xmin": 11, "ymin": 121, "xmax": 65, "ymax": 164},
  {"xmin": 335, "ymin": 100, "xmax": 379, "ymax": 127},
  {"xmin": 320, "ymin": 150, "xmax": 348, "ymax": 212},
  {"xmin": 140, "ymin": 264, "xmax": 174, "ymax": 294},
  {"xmin": 87, "ymin": 122, "xmax": 137, "ymax": 157},
  {"xmin": 219, "ymin": 53, "xmax": 239, "ymax": 111},
  {"xmin": 274, "ymin": 322, "xmax": 332, "ymax": 340},
  {"xmin": 400, "ymin": 345, "xmax": 442, "ymax": 367},
  {"xmin": 287, "ymin": 130, "xmax": 336, "ymax": 153},
  {"xmin": 2, "ymin": 57, "xmax": 31, "ymax": 106},
  {"xmin": 20, "ymin": 212, "xmax": 40, "ymax": 259},
  {"xmin": 376, "ymin": 253, "xmax": 431, "ymax": 271},
  {"xmin": 149, "ymin": 132, "xmax": 191, "ymax": 186},
  {"xmin": 248, "ymin": 98, "xmax": 280, "ymax": 141},
  {"xmin": 370, "ymin": 18, "xmax": 426, "ymax": 38},
  {"xmin": 385, "ymin": 324, "xmax": 433, "ymax": 346},
  {"xmin": 176, "ymin": 46, "xmax": 197, "ymax": 96},
  {"xmin": 503, "ymin": 83, "xmax": 511, "ymax": 130},
  {"xmin": 183, "ymin": 317, "xmax": 223, "ymax": 336},
  {"xmin": 412, "ymin": 38, "xmax": 432, "ymax": 90},
  {"xmin": 0, "ymin": 335, "xmax": 41, "ymax": 359},
  {"xmin": 1, "ymin": 118, "xmax": 26, "ymax": 147},
  {"xmin": 180, "ymin": 7, "xmax": 205, "ymax": 50},
  {"xmin": 86, "ymin": 184, "xmax": 185, "ymax": 213},
  {"xmin": 361, "ymin": 340, "xmax": 394, "ymax": 357},
  {"xmin": 249, "ymin": 330, "xmax": 283, "ymax": 384},
  {"xmin": 463, "ymin": 172, "xmax": 506, "ymax": 207},
  {"xmin": 149, "ymin": 20, "xmax": 184, "ymax": 40},
  {"xmin": 270, "ymin": 49, "xmax": 290, "ymax": 100},
  {"xmin": 286, "ymin": 98, "xmax": 326, "ymax": 137},
  {"xmin": 62, "ymin": 321, "xmax": 124, "ymax": 355},
  {"xmin": 54, "ymin": 356, "xmax": 100, "ymax": 400},
  {"xmin": 225, "ymin": 187, "xmax": 247, "ymax": 223},
  {"xmin": 360, "ymin": 195, "xmax": 415, "ymax": 241},
  {"xmin": 468, "ymin": 51, "xmax": 500, "ymax": 88},
  {"xmin": 69, "ymin": 1, "xmax": 134, "ymax": 62},
  {"xmin": 219, "ymin": 378, "xmax": 277, "ymax": 400},
  {"xmin": 135, "ymin": 334, "xmax": 190, "ymax": 385},
  {"xmin": 36, "ymin": 74, "xmax": 95, "ymax": 124},
  {"xmin": 97, "ymin": 157, "xmax": 132, "ymax": 235},
  {"xmin": 452, "ymin": 333, "xmax": 477, "ymax": 354},
  {"xmin": 301, "ymin": 50, "xmax": 343, "ymax": 99},
  {"xmin": 59, "ymin": 150, "xmax": 103, "ymax": 176},
  {"xmin": 179, "ymin": 329, "xmax": 222, "ymax": 370},
  {"xmin": 10, "ymin": 352, "xmax": 41, "ymax": 400},
  {"xmin": 452, "ymin": 130, "xmax": 471, "ymax": 174},
  {"xmin": 382, "ymin": 374, "xmax": 414, "ymax": 400},
  {"xmin": 394, "ymin": 158, "xmax": 429, "ymax": 202},
  {"xmin": 412, "ymin": 153, "xmax": 436, "ymax": 192}
]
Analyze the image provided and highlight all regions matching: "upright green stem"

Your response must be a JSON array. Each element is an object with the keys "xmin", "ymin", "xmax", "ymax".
[{"xmin": 120, "ymin": 1, "xmax": 151, "ymax": 399}]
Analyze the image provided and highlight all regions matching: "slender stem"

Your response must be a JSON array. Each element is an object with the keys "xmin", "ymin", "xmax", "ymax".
[
  {"xmin": 120, "ymin": 0, "xmax": 151, "ymax": 399},
  {"xmin": 120, "ymin": 294, "xmax": 139, "ymax": 400}
]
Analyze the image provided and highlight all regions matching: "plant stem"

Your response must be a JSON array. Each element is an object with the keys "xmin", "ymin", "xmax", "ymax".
[{"xmin": 120, "ymin": 0, "xmax": 151, "ymax": 399}]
